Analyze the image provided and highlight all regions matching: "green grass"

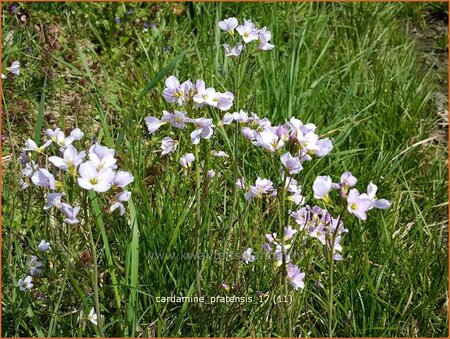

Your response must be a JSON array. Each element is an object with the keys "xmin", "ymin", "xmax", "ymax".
[{"xmin": 2, "ymin": 2, "xmax": 448, "ymax": 337}]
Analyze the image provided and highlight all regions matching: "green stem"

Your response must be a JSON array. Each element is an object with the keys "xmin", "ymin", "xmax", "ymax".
[
  {"xmin": 194, "ymin": 145, "xmax": 203, "ymax": 304},
  {"xmin": 84, "ymin": 191, "xmax": 105, "ymax": 337}
]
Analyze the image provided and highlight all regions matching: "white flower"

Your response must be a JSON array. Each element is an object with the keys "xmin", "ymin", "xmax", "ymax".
[
  {"xmin": 313, "ymin": 175, "xmax": 332, "ymax": 199},
  {"xmin": 18, "ymin": 275, "xmax": 33, "ymax": 291},
  {"xmin": 161, "ymin": 137, "xmax": 178, "ymax": 155},
  {"xmin": 242, "ymin": 248, "xmax": 255, "ymax": 264},
  {"xmin": 38, "ymin": 240, "xmax": 51, "ymax": 252},
  {"xmin": 86, "ymin": 308, "xmax": 98, "ymax": 326},
  {"xmin": 44, "ymin": 193, "xmax": 63, "ymax": 210},
  {"xmin": 9, "ymin": 61, "xmax": 20, "ymax": 75},
  {"xmin": 77, "ymin": 161, "xmax": 115, "ymax": 192},
  {"xmin": 180, "ymin": 153, "xmax": 195, "ymax": 169}
]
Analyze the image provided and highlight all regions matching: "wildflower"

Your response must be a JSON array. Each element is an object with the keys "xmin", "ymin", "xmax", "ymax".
[
  {"xmin": 193, "ymin": 80, "xmax": 216, "ymax": 107},
  {"xmin": 223, "ymin": 43, "xmax": 243, "ymax": 57},
  {"xmin": 86, "ymin": 308, "xmax": 98, "ymax": 326},
  {"xmin": 145, "ymin": 116, "xmax": 166, "ymax": 134},
  {"xmin": 216, "ymin": 91, "xmax": 234, "ymax": 111},
  {"xmin": 313, "ymin": 175, "xmax": 332, "ymax": 200},
  {"xmin": 314, "ymin": 138, "xmax": 333, "ymax": 157},
  {"xmin": 70, "ymin": 128, "xmax": 84, "ymax": 141},
  {"xmin": 31, "ymin": 168, "xmax": 56, "ymax": 189},
  {"xmin": 219, "ymin": 17, "xmax": 238, "ymax": 34},
  {"xmin": 8, "ymin": 61, "xmax": 20, "ymax": 75},
  {"xmin": 1, "ymin": 74, "xmax": 6, "ymax": 79},
  {"xmin": 211, "ymin": 150, "xmax": 229, "ymax": 158},
  {"xmin": 26, "ymin": 256, "xmax": 42, "ymax": 276},
  {"xmin": 284, "ymin": 225, "xmax": 297, "ymax": 240},
  {"xmin": 38, "ymin": 240, "xmax": 51, "ymax": 252},
  {"xmin": 161, "ymin": 137, "xmax": 178, "ymax": 155},
  {"xmin": 88, "ymin": 144, "xmax": 117, "ymax": 170},
  {"xmin": 114, "ymin": 17, "xmax": 121, "ymax": 24},
  {"xmin": 109, "ymin": 191, "xmax": 131, "ymax": 215},
  {"xmin": 286, "ymin": 263, "xmax": 305, "ymax": 290},
  {"xmin": 236, "ymin": 177, "xmax": 245, "ymax": 189},
  {"xmin": 190, "ymin": 118, "xmax": 214, "ymax": 144},
  {"xmin": 346, "ymin": 188, "xmax": 373, "ymax": 220},
  {"xmin": 60, "ymin": 203, "xmax": 81, "ymax": 224},
  {"xmin": 45, "ymin": 128, "xmax": 74, "ymax": 148},
  {"xmin": 242, "ymin": 127, "xmax": 256, "ymax": 140},
  {"xmin": 281, "ymin": 152, "xmax": 303, "ymax": 174},
  {"xmin": 77, "ymin": 161, "xmax": 115, "ymax": 192},
  {"xmin": 162, "ymin": 76, "xmax": 191, "ymax": 105},
  {"xmin": 244, "ymin": 177, "xmax": 275, "ymax": 200},
  {"xmin": 274, "ymin": 244, "xmax": 291, "ymax": 266},
  {"xmin": 49, "ymin": 145, "xmax": 85, "ymax": 171},
  {"xmin": 341, "ymin": 171, "xmax": 357, "ymax": 188},
  {"xmin": 161, "ymin": 110, "xmax": 189, "ymax": 129},
  {"xmin": 24, "ymin": 139, "xmax": 52, "ymax": 153},
  {"xmin": 18, "ymin": 276, "xmax": 33, "ymax": 291},
  {"xmin": 207, "ymin": 169, "xmax": 216, "ymax": 180},
  {"xmin": 256, "ymin": 27, "xmax": 274, "ymax": 51},
  {"xmin": 360, "ymin": 182, "xmax": 391, "ymax": 210},
  {"xmin": 221, "ymin": 283, "xmax": 230, "ymax": 291},
  {"xmin": 163, "ymin": 45, "xmax": 169, "ymax": 53},
  {"xmin": 254, "ymin": 127, "xmax": 285, "ymax": 152},
  {"xmin": 236, "ymin": 20, "xmax": 259, "ymax": 43},
  {"xmin": 112, "ymin": 171, "xmax": 134, "ymax": 188},
  {"xmin": 180, "ymin": 153, "xmax": 195, "ymax": 169},
  {"xmin": 44, "ymin": 193, "xmax": 63, "ymax": 210},
  {"xmin": 309, "ymin": 223, "xmax": 326, "ymax": 245},
  {"xmin": 242, "ymin": 248, "xmax": 255, "ymax": 264}
]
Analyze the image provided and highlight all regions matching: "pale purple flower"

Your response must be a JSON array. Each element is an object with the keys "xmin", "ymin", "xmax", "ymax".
[
  {"xmin": 60, "ymin": 203, "xmax": 81, "ymax": 224},
  {"xmin": 38, "ymin": 240, "xmax": 51, "ymax": 252},
  {"xmin": 162, "ymin": 76, "xmax": 191, "ymax": 105},
  {"xmin": 45, "ymin": 128, "xmax": 74, "ymax": 148},
  {"xmin": 313, "ymin": 175, "xmax": 332, "ymax": 199},
  {"xmin": 49, "ymin": 145, "xmax": 85, "ymax": 171},
  {"xmin": 31, "ymin": 169, "xmax": 56, "ymax": 189},
  {"xmin": 223, "ymin": 43, "xmax": 243, "ymax": 57},
  {"xmin": 211, "ymin": 150, "xmax": 229, "ymax": 158},
  {"xmin": 44, "ymin": 193, "xmax": 63, "ymax": 210},
  {"xmin": 284, "ymin": 225, "xmax": 297, "ymax": 240},
  {"xmin": 221, "ymin": 113, "xmax": 234, "ymax": 125},
  {"xmin": 347, "ymin": 188, "xmax": 373, "ymax": 220},
  {"xmin": 236, "ymin": 177, "xmax": 245, "ymax": 189},
  {"xmin": 161, "ymin": 137, "xmax": 178, "ymax": 155},
  {"xmin": 241, "ymin": 127, "xmax": 256, "ymax": 140},
  {"xmin": 233, "ymin": 110, "xmax": 250, "ymax": 123},
  {"xmin": 242, "ymin": 248, "xmax": 255, "ymax": 264},
  {"xmin": 26, "ymin": 256, "xmax": 42, "ymax": 276},
  {"xmin": 70, "ymin": 128, "xmax": 84, "ymax": 140},
  {"xmin": 274, "ymin": 244, "xmax": 291, "ymax": 266},
  {"xmin": 309, "ymin": 223, "xmax": 326, "ymax": 245},
  {"xmin": 145, "ymin": 116, "xmax": 166, "ymax": 134},
  {"xmin": 18, "ymin": 276, "xmax": 33, "ymax": 291},
  {"xmin": 281, "ymin": 152, "xmax": 303, "ymax": 174},
  {"xmin": 88, "ymin": 144, "xmax": 117, "ymax": 170},
  {"xmin": 216, "ymin": 91, "xmax": 234, "ymax": 111},
  {"xmin": 256, "ymin": 27, "xmax": 274, "ymax": 51},
  {"xmin": 207, "ymin": 169, "xmax": 216, "ymax": 180},
  {"xmin": 77, "ymin": 161, "xmax": 115, "ymax": 192},
  {"xmin": 341, "ymin": 171, "xmax": 357, "ymax": 187},
  {"xmin": 254, "ymin": 127, "xmax": 285, "ymax": 152},
  {"xmin": 219, "ymin": 17, "xmax": 238, "ymax": 34},
  {"xmin": 113, "ymin": 171, "xmax": 134, "ymax": 188},
  {"xmin": 193, "ymin": 80, "xmax": 214, "ymax": 107},
  {"xmin": 19, "ymin": 178, "xmax": 30, "ymax": 190},
  {"xmin": 360, "ymin": 182, "xmax": 391, "ymax": 210},
  {"xmin": 161, "ymin": 110, "xmax": 189, "ymax": 129},
  {"xmin": 22, "ymin": 161, "xmax": 38, "ymax": 178},
  {"xmin": 24, "ymin": 139, "xmax": 52, "ymax": 153},
  {"xmin": 236, "ymin": 20, "xmax": 259, "ymax": 43},
  {"xmin": 180, "ymin": 153, "xmax": 195, "ymax": 169},
  {"xmin": 109, "ymin": 190, "xmax": 131, "ymax": 215},
  {"xmin": 9, "ymin": 61, "xmax": 20, "ymax": 75},
  {"xmin": 244, "ymin": 177, "xmax": 275, "ymax": 200},
  {"xmin": 286, "ymin": 263, "xmax": 305, "ymax": 290},
  {"xmin": 314, "ymin": 138, "xmax": 333, "ymax": 157},
  {"xmin": 190, "ymin": 118, "xmax": 214, "ymax": 144}
]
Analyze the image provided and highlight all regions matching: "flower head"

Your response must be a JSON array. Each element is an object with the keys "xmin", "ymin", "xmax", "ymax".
[
  {"xmin": 77, "ymin": 161, "xmax": 115, "ymax": 192},
  {"xmin": 26, "ymin": 256, "xmax": 42, "ymax": 276},
  {"xmin": 219, "ymin": 17, "xmax": 238, "ymax": 34},
  {"xmin": 161, "ymin": 137, "xmax": 179, "ymax": 155},
  {"xmin": 38, "ymin": 240, "xmax": 51, "ymax": 252},
  {"xmin": 242, "ymin": 248, "xmax": 255, "ymax": 264},
  {"xmin": 313, "ymin": 175, "xmax": 332, "ymax": 200},
  {"xmin": 18, "ymin": 276, "xmax": 33, "ymax": 291},
  {"xmin": 236, "ymin": 20, "xmax": 259, "ymax": 43},
  {"xmin": 60, "ymin": 203, "xmax": 81, "ymax": 224},
  {"xmin": 31, "ymin": 169, "xmax": 56, "ymax": 189},
  {"xmin": 347, "ymin": 188, "xmax": 373, "ymax": 220},
  {"xmin": 180, "ymin": 153, "xmax": 195, "ymax": 169}
]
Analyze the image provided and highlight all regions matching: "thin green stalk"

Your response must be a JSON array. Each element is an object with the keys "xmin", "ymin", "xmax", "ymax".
[
  {"xmin": 194, "ymin": 145, "xmax": 203, "ymax": 305},
  {"xmin": 83, "ymin": 191, "xmax": 105, "ymax": 337}
]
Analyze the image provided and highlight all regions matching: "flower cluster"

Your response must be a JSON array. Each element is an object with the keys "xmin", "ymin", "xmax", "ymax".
[
  {"xmin": 162, "ymin": 76, "xmax": 234, "ymax": 111},
  {"xmin": 18, "ymin": 127, "xmax": 134, "ymax": 219},
  {"xmin": 262, "ymin": 226, "xmax": 305, "ymax": 290},
  {"xmin": 313, "ymin": 171, "xmax": 390, "ymax": 220},
  {"xmin": 219, "ymin": 17, "xmax": 274, "ymax": 56},
  {"xmin": 17, "ymin": 239, "xmax": 50, "ymax": 292}
]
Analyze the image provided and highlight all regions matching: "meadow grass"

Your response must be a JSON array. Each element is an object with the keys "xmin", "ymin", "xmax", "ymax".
[{"xmin": 2, "ymin": 2, "xmax": 448, "ymax": 337}]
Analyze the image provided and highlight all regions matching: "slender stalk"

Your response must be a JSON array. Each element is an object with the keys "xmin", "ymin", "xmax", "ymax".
[
  {"xmin": 280, "ymin": 173, "xmax": 292, "ymax": 336},
  {"xmin": 83, "ymin": 191, "xmax": 105, "ymax": 337},
  {"xmin": 194, "ymin": 145, "xmax": 203, "ymax": 304}
]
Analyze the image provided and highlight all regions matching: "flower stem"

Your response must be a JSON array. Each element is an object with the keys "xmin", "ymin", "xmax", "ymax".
[
  {"xmin": 194, "ymin": 145, "xmax": 203, "ymax": 304},
  {"xmin": 83, "ymin": 191, "xmax": 105, "ymax": 337}
]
